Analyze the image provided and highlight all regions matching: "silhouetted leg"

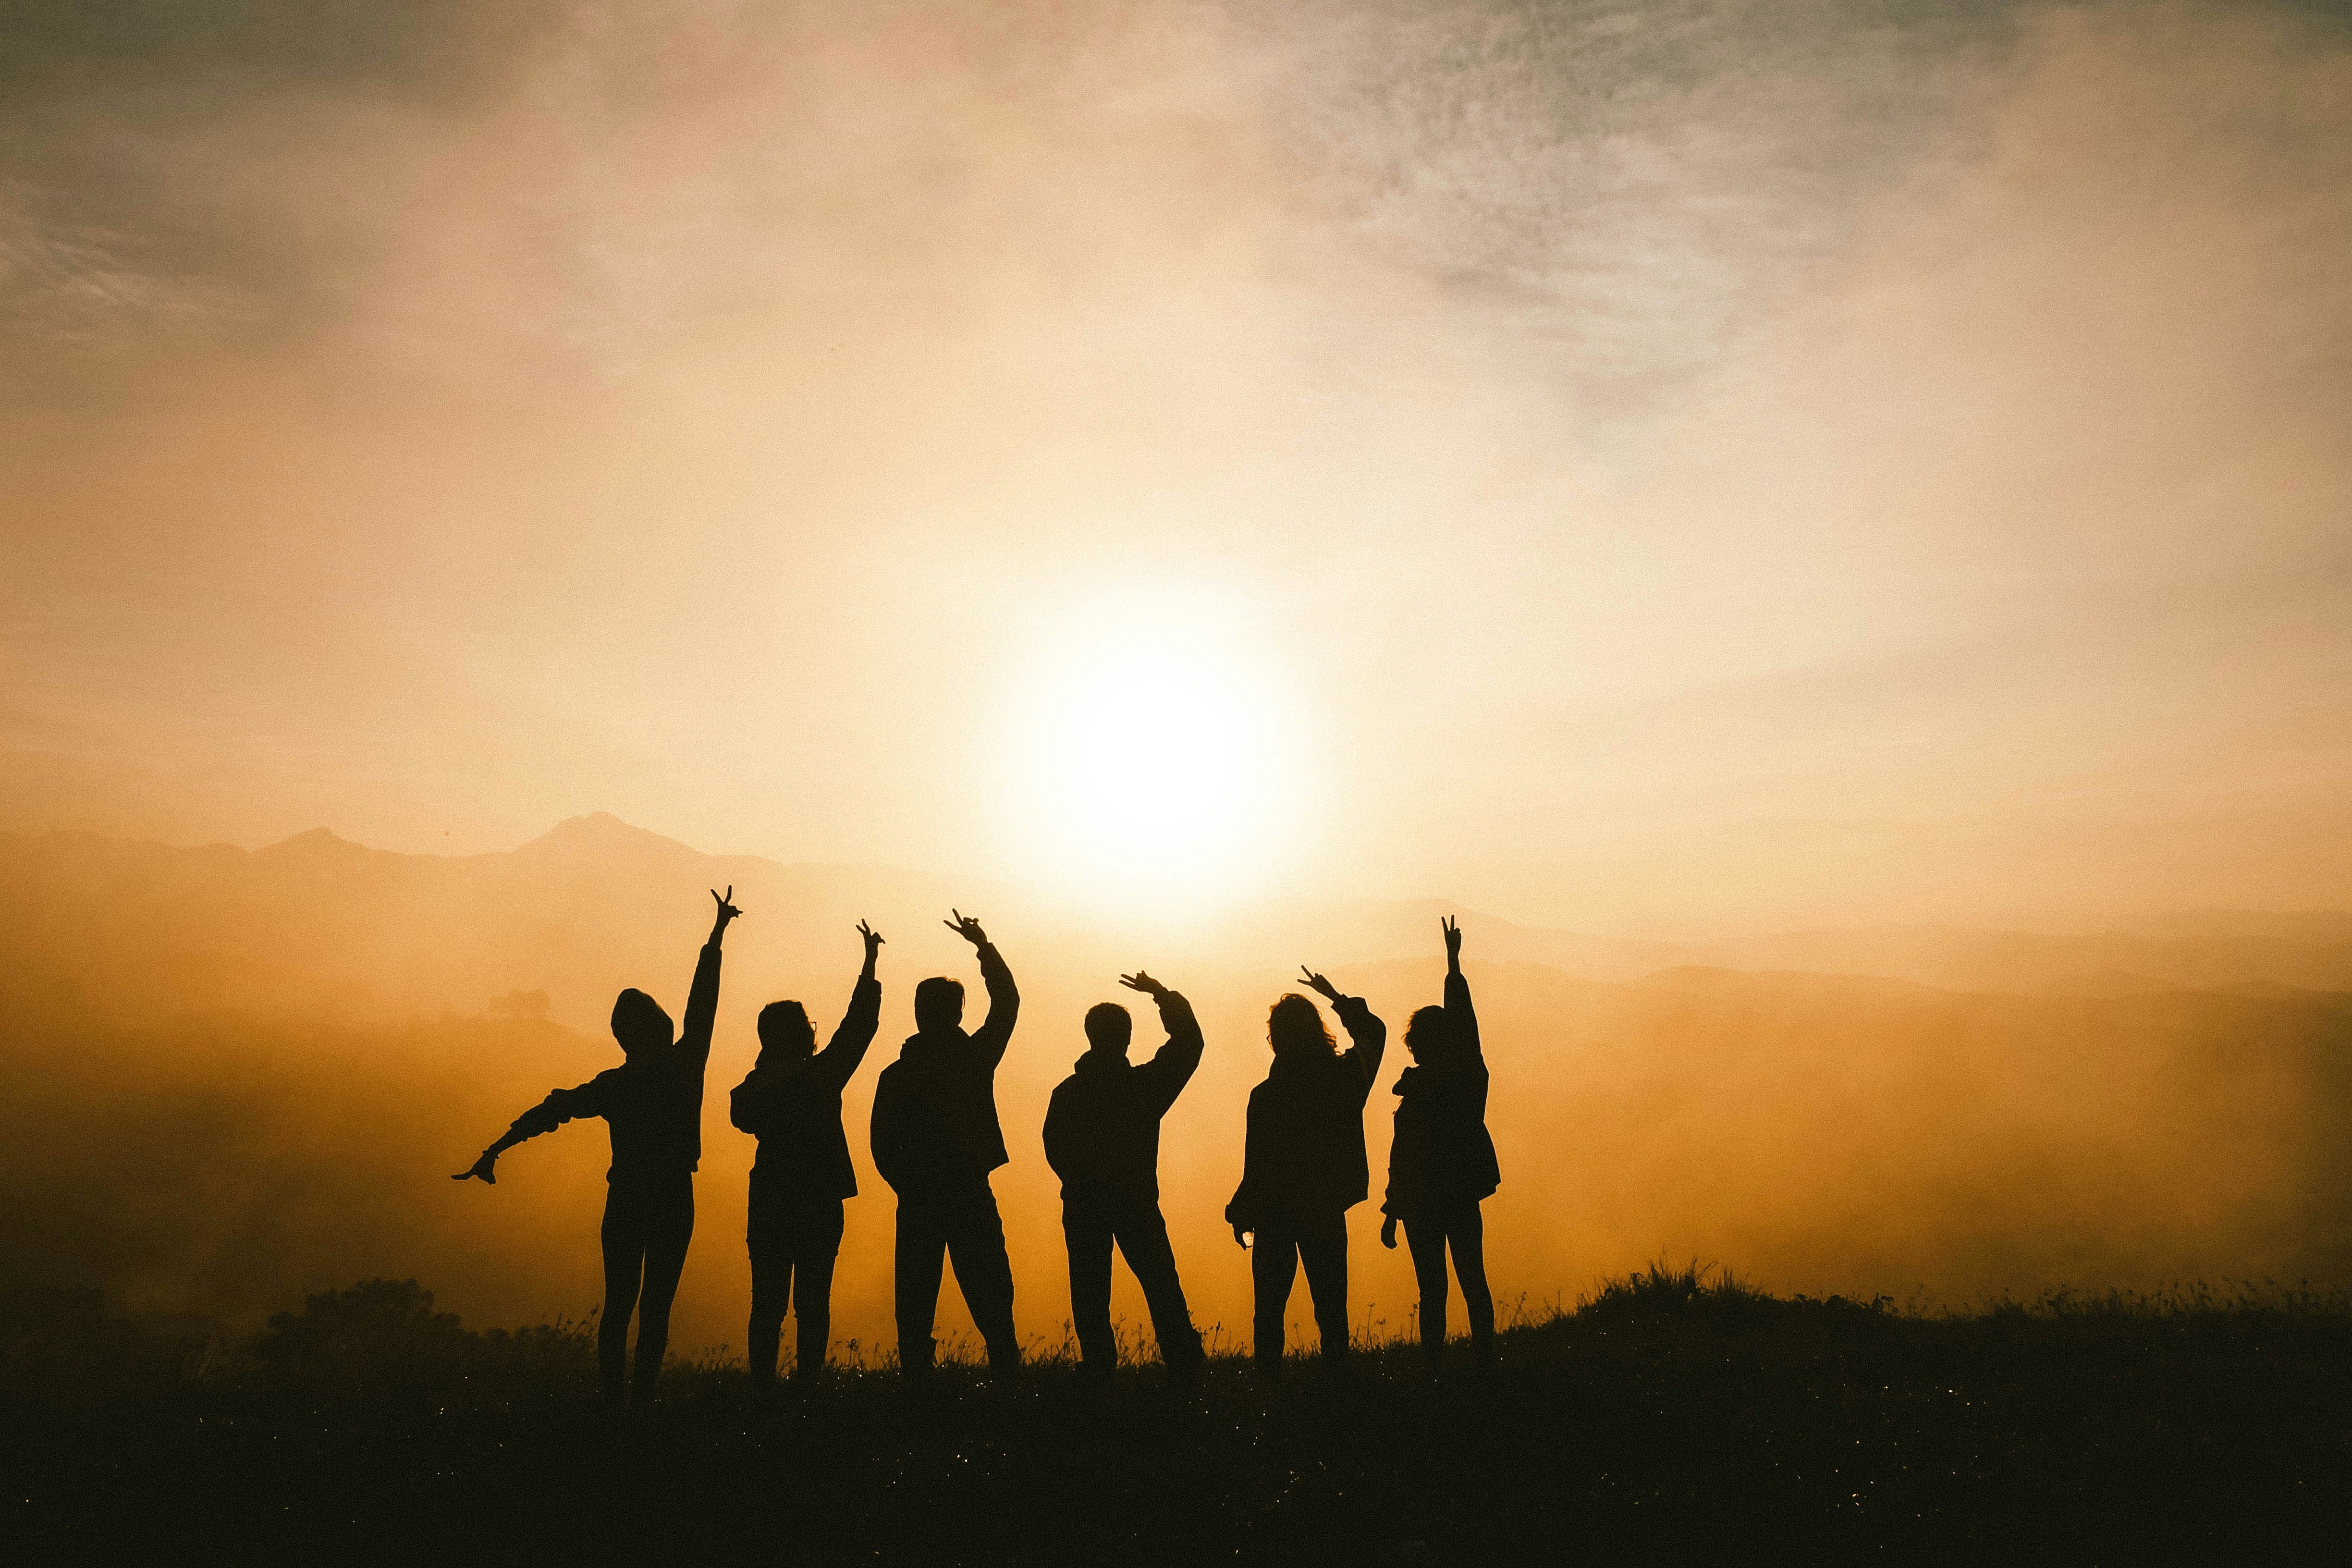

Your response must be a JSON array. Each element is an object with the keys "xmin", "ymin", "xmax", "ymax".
[
  {"xmin": 792, "ymin": 1200, "xmax": 845, "ymax": 1381},
  {"xmin": 746, "ymin": 1179, "xmax": 790, "ymax": 1387},
  {"xmin": 895, "ymin": 1194, "xmax": 948, "ymax": 1374},
  {"xmin": 1448, "ymin": 1201, "xmax": 1495, "ymax": 1359},
  {"xmin": 1063, "ymin": 1190, "xmax": 1116, "ymax": 1375},
  {"xmin": 598, "ymin": 1186, "xmax": 648, "ymax": 1402},
  {"xmin": 631, "ymin": 1176, "xmax": 695, "ymax": 1403},
  {"xmin": 945, "ymin": 1182, "xmax": 1019, "ymax": 1373},
  {"xmin": 1403, "ymin": 1212, "xmax": 1450, "ymax": 1366},
  {"xmin": 1115, "ymin": 1200, "xmax": 1201, "ymax": 1370},
  {"xmin": 1297, "ymin": 1209, "xmax": 1350, "ymax": 1368},
  {"xmin": 1250, "ymin": 1225, "xmax": 1299, "ymax": 1372}
]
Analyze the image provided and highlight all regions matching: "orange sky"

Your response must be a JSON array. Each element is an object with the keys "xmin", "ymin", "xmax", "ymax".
[{"xmin": 4, "ymin": 0, "xmax": 2349, "ymax": 936}]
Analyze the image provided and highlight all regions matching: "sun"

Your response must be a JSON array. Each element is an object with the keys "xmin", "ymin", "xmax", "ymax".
[
  {"xmin": 1073, "ymin": 671, "xmax": 1241, "ymax": 838},
  {"xmin": 1011, "ymin": 627, "xmax": 1291, "ymax": 899}
]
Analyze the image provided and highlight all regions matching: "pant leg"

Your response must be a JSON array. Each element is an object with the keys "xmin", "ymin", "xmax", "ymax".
[
  {"xmin": 944, "ymin": 1182, "xmax": 1019, "ymax": 1367},
  {"xmin": 598, "ymin": 1184, "xmax": 649, "ymax": 1399},
  {"xmin": 1447, "ymin": 1200, "xmax": 1495, "ymax": 1351},
  {"xmin": 1062, "ymin": 1190, "xmax": 1117, "ymax": 1371},
  {"xmin": 746, "ymin": 1177, "xmax": 794, "ymax": 1385},
  {"xmin": 1402, "ymin": 1212, "xmax": 1451, "ymax": 1361},
  {"xmin": 1250, "ymin": 1224, "xmax": 1300, "ymax": 1368},
  {"xmin": 1113, "ymin": 1198, "xmax": 1201, "ymax": 1367},
  {"xmin": 1296, "ymin": 1209, "xmax": 1351, "ymax": 1362},
  {"xmin": 894, "ymin": 1193, "xmax": 948, "ymax": 1372},
  {"xmin": 631, "ymin": 1175, "xmax": 695, "ymax": 1397},
  {"xmin": 791, "ymin": 1200, "xmax": 845, "ymax": 1379}
]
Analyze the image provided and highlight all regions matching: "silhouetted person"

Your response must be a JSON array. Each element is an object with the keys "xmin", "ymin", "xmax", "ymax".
[
  {"xmin": 1225, "ymin": 968, "xmax": 1385, "ymax": 1375},
  {"xmin": 1042, "ymin": 971, "xmax": 1207, "ymax": 1384},
  {"xmin": 730, "ymin": 920, "xmax": 884, "ymax": 1387},
  {"xmin": 1380, "ymin": 916, "xmax": 1499, "ymax": 1369},
  {"xmin": 870, "ymin": 910, "xmax": 1021, "ymax": 1378},
  {"xmin": 454, "ymin": 887, "xmax": 741, "ymax": 1405}
]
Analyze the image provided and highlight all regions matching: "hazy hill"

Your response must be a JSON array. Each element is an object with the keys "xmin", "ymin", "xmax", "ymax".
[{"xmin": 2, "ymin": 815, "xmax": 2348, "ymax": 1359}]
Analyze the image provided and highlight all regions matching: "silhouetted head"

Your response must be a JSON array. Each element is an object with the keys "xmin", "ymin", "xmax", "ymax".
[
  {"xmin": 1404, "ymin": 1004, "xmax": 1452, "ymax": 1063},
  {"xmin": 1267, "ymin": 993, "xmax": 1335, "ymax": 1059},
  {"xmin": 757, "ymin": 1000, "xmax": 815, "ymax": 1063},
  {"xmin": 914, "ymin": 975, "xmax": 966, "ymax": 1035},
  {"xmin": 610, "ymin": 988, "xmax": 674, "ymax": 1060},
  {"xmin": 1084, "ymin": 1002, "xmax": 1133, "ymax": 1056}
]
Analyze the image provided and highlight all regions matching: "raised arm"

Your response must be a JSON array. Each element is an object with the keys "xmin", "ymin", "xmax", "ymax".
[
  {"xmin": 1442, "ymin": 914, "xmax": 1480, "ymax": 1058},
  {"xmin": 817, "ymin": 921, "xmax": 885, "ymax": 1090},
  {"xmin": 947, "ymin": 909, "xmax": 1019, "ymax": 1068},
  {"xmin": 1300, "ymin": 966, "xmax": 1384, "ymax": 1099},
  {"xmin": 1119, "ymin": 970, "xmax": 1202, "ymax": 1112},
  {"xmin": 678, "ymin": 886, "xmax": 743, "ymax": 1071},
  {"xmin": 452, "ymin": 1077, "xmax": 612, "ymax": 1183}
]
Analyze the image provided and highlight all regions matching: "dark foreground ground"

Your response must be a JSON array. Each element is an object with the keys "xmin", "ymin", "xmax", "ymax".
[{"xmin": 6, "ymin": 1267, "xmax": 2348, "ymax": 1566}]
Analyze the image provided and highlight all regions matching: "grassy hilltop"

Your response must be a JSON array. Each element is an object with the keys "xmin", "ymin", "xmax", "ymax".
[{"xmin": 7, "ymin": 1265, "xmax": 2348, "ymax": 1566}]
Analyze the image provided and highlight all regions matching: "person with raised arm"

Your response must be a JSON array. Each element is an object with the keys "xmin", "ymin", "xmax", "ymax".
[
  {"xmin": 454, "ymin": 887, "xmax": 741, "ymax": 1406},
  {"xmin": 730, "ymin": 920, "xmax": 885, "ymax": 1388},
  {"xmin": 1224, "ymin": 967, "xmax": 1385, "ymax": 1377},
  {"xmin": 1380, "ymin": 915, "xmax": 1500, "ymax": 1370},
  {"xmin": 869, "ymin": 910, "xmax": 1023, "ymax": 1380},
  {"xmin": 1042, "ymin": 969, "xmax": 1208, "ymax": 1385}
]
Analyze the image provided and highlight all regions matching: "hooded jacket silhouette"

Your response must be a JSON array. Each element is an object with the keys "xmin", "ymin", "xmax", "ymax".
[
  {"xmin": 457, "ymin": 893, "xmax": 736, "ymax": 1404},
  {"xmin": 1043, "ymin": 984, "xmax": 1206, "ymax": 1374}
]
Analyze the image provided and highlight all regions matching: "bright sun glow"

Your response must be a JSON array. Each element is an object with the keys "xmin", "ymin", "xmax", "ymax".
[{"xmin": 1009, "ymin": 613, "xmax": 1296, "ymax": 903}]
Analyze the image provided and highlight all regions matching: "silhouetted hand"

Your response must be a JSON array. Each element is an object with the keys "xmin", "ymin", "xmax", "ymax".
[
  {"xmin": 1381, "ymin": 1215, "xmax": 1399, "ymax": 1250},
  {"xmin": 1442, "ymin": 914, "xmax": 1462, "ymax": 965},
  {"xmin": 1298, "ymin": 967, "xmax": 1341, "ymax": 1004},
  {"xmin": 1232, "ymin": 1223, "xmax": 1251, "ymax": 1250},
  {"xmin": 452, "ymin": 1151, "xmax": 499, "ymax": 1185},
  {"xmin": 1118, "ymin": 970, "xmax": 1168, "ymax": 999},
  {"xmin": 710, "ymin": 886, "xmax": 743, "ymax": 936},
  {"xmin": 944, "ymin": 909, "xmax": 989, "ymax": 948},
  {"xmin": 858, "ymin": 919, "xmax": 884, "ymax": 960}
]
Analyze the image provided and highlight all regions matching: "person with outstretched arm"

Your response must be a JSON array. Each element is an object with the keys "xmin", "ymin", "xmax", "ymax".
[
  {"xmin": 730, "ymin": 920, "xmax": 884, "ymax": 1388},
  {"xmin": 1380, "ymin": 915, "xmax": 1500, "ymax": 1369},
  {"xmin": 1225, "ymin": 967, "xmax": 1385, "ymax": 1376},
  {"xmin": 454, "ymin": 887, "xmax": 741, "ymax": 1406},
  {"xmin": 1042, "ymin": 970, "xmax": 1207, "ymax": 1384},
  {"xmin": 870, "ymin": 910, "xmax": 1023, "ymax": 1379}
]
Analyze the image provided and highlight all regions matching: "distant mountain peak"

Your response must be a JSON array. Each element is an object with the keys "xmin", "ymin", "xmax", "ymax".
[
  {"xmin": 517, "ymin": 812, "xmax": 705, "ymax": 862},
  {"xmin": 256, "ymin": 827, "xmax": 369, "ymax": 858}
]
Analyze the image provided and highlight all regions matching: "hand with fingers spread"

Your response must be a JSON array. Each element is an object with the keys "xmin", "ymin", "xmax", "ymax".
[
  {"xmin": 858, "ymin": 919, "xmax": 884, "ymax": 963},
  {"xmin": 943, "ymin": 909, "xmax": 989, "ymax": 948},
  {"xmin": 1117, "ymin": 969, "xmax": 1169, "ymax": 1000},
  {"xmin": 710, "ymin": 885, "xmax": 744, "ymax": 940},
  {"xmin": 1297, "ymin": 966, "xmax": 1341, "ymax": 1004},
  {"xmin": 1442, "ymin": 913, "xmax": 1463, "ymax": 970}
]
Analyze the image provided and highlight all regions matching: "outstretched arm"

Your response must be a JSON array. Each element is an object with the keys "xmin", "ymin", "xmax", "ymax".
[
  {"xmin": 948, "ymin": 910, "xmax": 1019, "ymax": 1068},
  {"xmin": 677, "ymin": 886, "xmax": 742, "ymax": 1071},
  {"xmin": 1442, "ymin": 914, "xmax": 1481, "ymax": 1058},
  {"xmin": 818, "ymin": 921, "xmax": 885, "ymax": 1090},
  {"xmin": 452, "ymin": 1078, "xmax": 610, "ymax": 1183}
]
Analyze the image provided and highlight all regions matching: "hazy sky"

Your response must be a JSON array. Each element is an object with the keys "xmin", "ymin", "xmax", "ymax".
[{"xmin": 4, "ymin": 0, "xmax": 2349, "ymax": 934}]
